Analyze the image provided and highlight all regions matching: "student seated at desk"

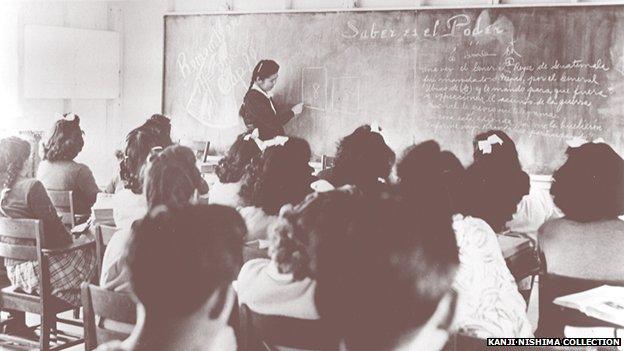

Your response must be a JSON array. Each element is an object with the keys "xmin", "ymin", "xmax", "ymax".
[
  {"xmin": 238, "ymin": 136, "xmax": 313, "ymax": 242},
  {"xmin": 104, "ymin": 114, "xmax": 174, "ymax": 195},
  {"xmin": 397, "ymin": 135, "xmax": 532, "ymax": 338},
  {"xmin": 454, "ymin": 131, "xmax": 533, "ymax": 338},
  {"xmin": 37, "ymin": 113, "xmax": 100, "ymax": 220},
  {"xmin": 95, "ymin": 204, "xmax": 245, "ymax": 351},
  {"xmin": 0, "ymin": 137, "xmax": 96, "ymax": 336},
  {"xmin": 101, "ymin": 145, "xmax": 205, "ymax": 292},
  {"xmin": 237, "ymin": 189, "xmax": 362, "ymax": 324},
  {"xmin": 210, "ymin": 132, "xmax": 261, "ymax": 208},
  {"xmin": 316, "ymin": 124, "xmax": 395, "ymax": 194},
  {"xmin": 315, "ymin": 189, "xmax": 459, "ymax": 351},
  {"xmin": 539, "ymin": 141, "xmax": 624, "ymax": 281}
]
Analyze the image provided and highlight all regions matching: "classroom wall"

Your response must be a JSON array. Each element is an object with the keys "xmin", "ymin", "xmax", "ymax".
[{"xmin": 0, "ymin": 0, "xmax": 616, "ymax": 185}]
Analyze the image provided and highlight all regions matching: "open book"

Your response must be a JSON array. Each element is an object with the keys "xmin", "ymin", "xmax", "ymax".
[{"xmin": 554, "ymin": 285, "xmax": 624, "ymax": 327}]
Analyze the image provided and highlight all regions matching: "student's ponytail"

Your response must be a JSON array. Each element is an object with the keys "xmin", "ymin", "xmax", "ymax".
[{"xmin": 248, "ymin": 60, "xmax": 265, "ymax": 92}]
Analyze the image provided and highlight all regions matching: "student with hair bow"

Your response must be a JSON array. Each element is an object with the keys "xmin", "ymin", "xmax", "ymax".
[{"xmin": 239, "ymin": 60, "xmax": 304, "ymax": 140}]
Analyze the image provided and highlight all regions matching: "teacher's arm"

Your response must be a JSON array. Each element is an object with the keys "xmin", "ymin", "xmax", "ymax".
[{"xmin": 243, "ymin": 91, "xmax": 295, "ymax": 130}]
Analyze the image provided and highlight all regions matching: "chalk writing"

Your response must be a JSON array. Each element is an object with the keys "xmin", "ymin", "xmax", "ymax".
[
  {"xmin": 302, "ymin": 67, "xmax": 328, "ymax": 111},
  {"xmin": 341, "ymin": 12, "xmax": 504, "ymax": 41},
  {"xmin": 417, "ymin": 42, "xmax": 613, "ymax": 139}
]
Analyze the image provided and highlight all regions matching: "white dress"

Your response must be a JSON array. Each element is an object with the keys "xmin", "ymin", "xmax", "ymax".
[{"xmin": 452, "ymin": 214, "xmax": 534, "ymax": 338}]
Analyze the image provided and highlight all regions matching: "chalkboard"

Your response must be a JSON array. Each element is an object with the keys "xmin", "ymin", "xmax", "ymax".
[{"xmin": 163, "ymin": 5, "xmax": 624, "ymax": 174}]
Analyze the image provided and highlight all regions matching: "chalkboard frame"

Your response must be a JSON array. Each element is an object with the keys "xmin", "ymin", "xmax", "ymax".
[{"xmin": 162, "ymin": 2, "xmax": 624, "ymax": 176}]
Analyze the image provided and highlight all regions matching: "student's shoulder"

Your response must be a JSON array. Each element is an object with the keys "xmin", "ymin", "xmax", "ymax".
[
  {"xmin": 73, "ymin": 161, "xmax": 94, "ymax": 173},
  {"xmin": 237, "ymin": 258, "xmax": 271, "ymax": 285},
  {"xmin": 244, "ymin": 89, "xmax": 268, "ymax": 103}
]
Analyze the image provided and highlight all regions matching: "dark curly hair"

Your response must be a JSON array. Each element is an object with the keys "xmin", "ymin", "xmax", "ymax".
[
  {"xmin": 118, "ymin": 116, "xmax": 175, "ymax": 194},
  {"xmin": 267, "ymin": 189, "xmax": 364, "ymax": 281},
  {"xmin": 139, "ymin": 114, "xmax": 173, "ymax": 147},
  {"xmin": 145, "ymin": 145, "xmax": 205, "ymax": 211},
  {"xmin": 457, "ymin": 130, "xmax": 529, "ymax": 232},
  {"xmin": 119, "ymin": 128, "xmax": 159, "ymax": 194},
  {"xmin": 239, "ymin": 137, "xmax": 313, "ymax": 215},
  {"xmin": 397, "ymin": 140, "xmax": 465, "ymax": 215},
  {"xmin": 551, "ymin": 142, "xmax": 624, "ymax": 222},
  {"xmin": 328, "ymin": 125, "xmax": 395, "ymax": 190},
  {"xmin": 0, "ymin": 137, "xmax": 31, "ymax": 197},
  {"xmin": 215, "ymin": 133, "xmax": 261, "ymax": 184},
  {"xmin": 42, "ymin": 114, "xmax": 84, "ymax": 161}
]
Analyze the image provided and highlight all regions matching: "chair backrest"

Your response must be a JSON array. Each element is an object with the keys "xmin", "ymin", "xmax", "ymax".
[
  {"xmin": 537, "ymin": 273, "xmax": 624, "ymax": 337},
  {"xmin": 238, "ymin": 303, "xmax": 338, "ymax": 351},
  {"xmin": 81, "ymin": 283, "xmax": 136, "ymax": 350},
  {"xmin": 94, "ymin": 224, "xmax": 118, "ymax": 277},
  {"xmin": 0, "ymin": 217, "xmax": 51, "ymax": 307},
  {"xmin": 0, "ymin": 218, "xmax": 43, "ymax": 262},
  {"xmin": 321, "ymin": 155, "xmax": 335, "ymax": 170},
  {"xmin": 47, "ymin": 190, "xmax": 75, "ymax": 228},
  {"xmin": 191, "ymin": 141, "xmax": 211, "ymax": 162}
]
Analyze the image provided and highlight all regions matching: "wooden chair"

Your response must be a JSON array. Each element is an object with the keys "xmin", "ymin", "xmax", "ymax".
[
  {"xmin": 93, "ymin": 224, "xmax": 118, "ymax": 278},
  {"xmin": 537, "ymin": 273, "xmax": 624, "ymax": 337},
  {"xmin": 0, "ymin": 217, "xmax": 94, "ymax": 350},
  {"xmin": 321, "ymin": 155, "xmax": 335, "ymax": 170},
  {"xmin": 238, "ymin": 303, "xmax": 338, "ymax": 351},
  {"xmin": 81, "ymin": 283, "xmax": 136, "ymax": 350},
  {"xmin": 47, "ymin": 190, "xmax": 76, "ymax": 228}
]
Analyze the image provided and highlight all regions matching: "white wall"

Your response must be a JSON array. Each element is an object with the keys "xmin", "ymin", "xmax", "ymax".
[{"xmin": 1, "ymin": 0, "xmax": 616, "ymax": 185}]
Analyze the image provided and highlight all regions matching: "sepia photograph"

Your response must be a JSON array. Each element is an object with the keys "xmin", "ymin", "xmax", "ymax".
[{"xmin": 0, "ymin": 0, "xmax": 623, "ymax": 350}]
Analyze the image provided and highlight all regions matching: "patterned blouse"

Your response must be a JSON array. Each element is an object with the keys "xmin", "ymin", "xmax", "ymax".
[{"xmin": 452, "ymin": 214, "xmax": 534, "ymax": 338}]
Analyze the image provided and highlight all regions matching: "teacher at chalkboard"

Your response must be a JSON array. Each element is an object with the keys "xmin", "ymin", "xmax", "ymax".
[{"xmin": 239, "ymin": 60, "xmax": 304, "ymax": 140}]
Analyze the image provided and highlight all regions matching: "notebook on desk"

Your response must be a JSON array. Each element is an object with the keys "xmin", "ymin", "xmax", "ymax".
[{"xmin": 555, "ymin": 285, "xmax": 624, "ymax": 327}]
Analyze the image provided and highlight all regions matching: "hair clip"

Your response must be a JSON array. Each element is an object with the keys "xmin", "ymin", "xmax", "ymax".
[
  {"xmin": 477, "ymin": 134, "xmax": 504, "ymax": 154},
  {"xmin": 566, "ymin": 136, "xmax": 605, "ymax": 148},
  {"xmin": 257, "ymin": 61, "xmax": 264, "ymax": 73}
]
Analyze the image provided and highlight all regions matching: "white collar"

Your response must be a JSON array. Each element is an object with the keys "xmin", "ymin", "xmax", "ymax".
[
  {"xmin": 252, "ymin": 83, "xmax": 273, "ymax": 99},
  {"xmin": 266, "ymin": 261, "xmax": 294, "ymax": 282}
]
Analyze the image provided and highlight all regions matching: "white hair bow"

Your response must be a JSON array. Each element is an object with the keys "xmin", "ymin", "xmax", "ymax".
[
  {"xmin": 477, "ymin": 134, "xmax": 504, "ymax": 154},
  {"xmin": 566, "ymin": 136, "xmax": 605, "ymax": 148},
  {"xmin": 370, "ymin": 121, "xmax": 382, "ymax": 135},
  {"xmin": 262, "ymin": 136, "xmax": 289, "ymax": 151},
  {"xmin": 56, "ymin": 113, "xmax": 77, "ymax": 122},
  {"xmin": 245, "ymin": 129, "xmax": 289, "ymax": 152},
  {"xmin": 243, "ymin": 128, "xmax": 260, "ymax": 142}
]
